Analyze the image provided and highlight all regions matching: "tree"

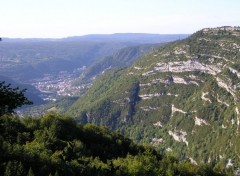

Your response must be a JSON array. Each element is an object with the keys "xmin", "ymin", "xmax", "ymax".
[
  {"xmin": 54, "ymin": 170, "xmax": 59, "ymax": 176},
  {"xmin": 0, "ymin": 81, "xmax": 32, "ymax": 116},
  {"xmin": 4, "ymin": 160, "xmax": 25, "ymax": 176},
  {"xmin": 27, "ymin": 167, "xmax": 35, "ymax": 176}
]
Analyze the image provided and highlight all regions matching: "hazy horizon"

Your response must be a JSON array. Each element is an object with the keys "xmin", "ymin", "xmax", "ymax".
[
  {"xmin": 2, "ymin": 33, "xmax": 191, "ymax": 40},
  {"xmin": 1, "ymin": 0, "xmax": 240, "ymax": 38}
]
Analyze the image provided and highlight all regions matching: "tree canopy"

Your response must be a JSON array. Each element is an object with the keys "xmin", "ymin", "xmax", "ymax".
[
  {"xmin": 0, "ymin": 81, "xmax": 32, "ymax": 116},
  {"xmin": 0, "ymin": 113, "xmax": 227, "ymax": 176}
]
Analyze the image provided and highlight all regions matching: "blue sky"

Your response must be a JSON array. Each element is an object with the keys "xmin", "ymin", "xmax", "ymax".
[{"xmin": 1, "ymin": 0, "xmax": 240, "ymax": 38}]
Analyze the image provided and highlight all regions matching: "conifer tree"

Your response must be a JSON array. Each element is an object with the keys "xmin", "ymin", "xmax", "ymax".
[{"xmin": 27, "ymin": 167, "xmax": 35, "ymax": 176}]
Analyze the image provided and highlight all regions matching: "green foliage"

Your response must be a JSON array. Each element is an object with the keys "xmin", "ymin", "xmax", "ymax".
[
  {"xmin": 4, "ymin": 160, "xmax": 26, "ymax": 176},
  {"xmin": 0, "ymin": 114, "xmax": 224, "ymax": 176},
  {"xmin": 65, "ymin": 27, "xmax": 240, "ymax": 171},
  {"xmin": 76, "ymin": 43, "xmax": 162, "ymax": 84},
  {"xmin": 27, "ymin": 167, "xmax": 35, "ymax": 176},
  {"xmin": 0, "ymin": 81, "xmax": 32, "ymax": 115},
  {"xmin": 0, "ymin": 75, "xmax": 44, "ymax": 106}
]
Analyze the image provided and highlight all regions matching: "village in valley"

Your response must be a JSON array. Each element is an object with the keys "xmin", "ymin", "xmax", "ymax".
[{"xmin": 28, "ymin": 66, "xmax": 90, "ymax": 101}]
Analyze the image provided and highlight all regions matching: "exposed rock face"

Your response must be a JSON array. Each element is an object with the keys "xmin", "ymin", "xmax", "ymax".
[
  {"xmin": 203, "ymin": 26, "xmax": 240, "ymax": 34},
  {"xmin": 153, "ymin": 121, "xmax": 163, "ymax": 127},
  {"xmin": 195, "ymin": 116, "xmax": 209, "ymax": 126},
  {"xmin": 142, "ymin": 60, "xmax": 221, "ymax": 76},
  {"xmin": 151, "ymin": 138, "xmax": 163, "ymax": 145},
  {"xmin": 201, "ymin": 92, "xmax": 211, "ymax": 103},
  {"xmin": 68, "ymin": 26, "xmax": 240, "ymax": 169},
  {"xmin": 216, "ymin": 77, "xmax": 237, "ymax": 102},
  {"xmin": 229, "ymin": 67, "xmax": 240, "ymax": 78},
  {"xmin": 168, "ymin": 130, "xmax": 188, "ymax": 146},
  {"xmin": 171, "ymin": 104, "xmax": 186, "ymax": 115}
]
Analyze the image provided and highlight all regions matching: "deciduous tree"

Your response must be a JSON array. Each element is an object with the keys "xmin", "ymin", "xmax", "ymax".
[{"xmin": 0, "ymin": 81, "xmax": 32, "ymax": 116}]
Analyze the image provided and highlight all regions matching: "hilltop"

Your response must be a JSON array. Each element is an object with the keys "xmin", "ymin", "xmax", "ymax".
[{"xmin": 66, "ymin": 26, "xmax": 240, "ymax": 170}]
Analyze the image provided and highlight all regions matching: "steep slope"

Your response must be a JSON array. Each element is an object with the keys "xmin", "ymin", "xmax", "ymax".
[
  {"xmin": 74, "ymin": 43, "xmax": 162, "ymax": 85},
  {"xmin": 67, "ymin": 26, "xmax": 240, "ymax": 170},
  {"xmin": 1, "ymin": 34, "xmax": 188, "ymax": 82},
  {"xmin": 23, "ymin": 44, "xmax": 163, "ymax": 115},
  {"xmin": 0, "ymin": 114, "xmax": 223, "ymax": 175}
]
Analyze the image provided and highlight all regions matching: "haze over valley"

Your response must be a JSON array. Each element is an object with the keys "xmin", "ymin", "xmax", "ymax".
[
  {"xmin": 0, "ymin": 34, "xmax": 187, "ymax": 103},
  {"xmin": 1, "ymin": 0, "xmax": 240, "ymax": 175}
]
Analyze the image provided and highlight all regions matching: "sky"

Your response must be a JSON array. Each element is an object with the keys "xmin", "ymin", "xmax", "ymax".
[{"xmin": 1, "ymin": 0, "xmax": 240, "ymax": 38}]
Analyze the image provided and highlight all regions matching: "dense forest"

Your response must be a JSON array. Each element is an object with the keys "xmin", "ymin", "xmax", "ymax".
[
  {"xmin": 0, "ymin": 114, "xmax": 228, "ymax": 176},
  {"xmin": 0, "ymin": 81, "xmax": 229, "ymax": 176},
  {"xmin": 65, "ymin": 27, "xmax": 240, "ymax": 170}
]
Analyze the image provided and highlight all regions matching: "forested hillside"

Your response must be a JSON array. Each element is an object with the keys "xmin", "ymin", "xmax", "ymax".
[
  {"xmin": 21, "ymin": 43, "xmax": 163, "ymax": 115},
  {"xmin": 0, "ymin": 34, "xmax": 187, "ymax": 106},
  {"xmin": 0, "ymin": 114, "xmax": 226, "ymax": 175},
  {"xmin": 66, "ymin": 26, "xmax": 240, "ymax": 170},
  {"xmin": 0, "ymin": 80, "xmax": 223, "ymax": 175},
  {"xmin": 74, "ymin": 43, "xmax": 162, "ymax": 85}
]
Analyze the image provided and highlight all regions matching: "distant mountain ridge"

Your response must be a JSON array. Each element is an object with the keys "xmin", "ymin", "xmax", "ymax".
[
  {"xmin": 62, "ymin": 33, "xmax": 189, "ymax": 43},
  {"xmin": 3, "ymin": 33, "xmax": 189, "ymax": 43},
  {"xmin": 0, "ymin": 41, "xmax": 135, "ymax": 81},
  {"xmin": 0, "ymin": 34, "xmax": 188, "ymax": 83},
  {"xmin": 66, "ymin": 26, "xmax": 240, "ymax": 170}
]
